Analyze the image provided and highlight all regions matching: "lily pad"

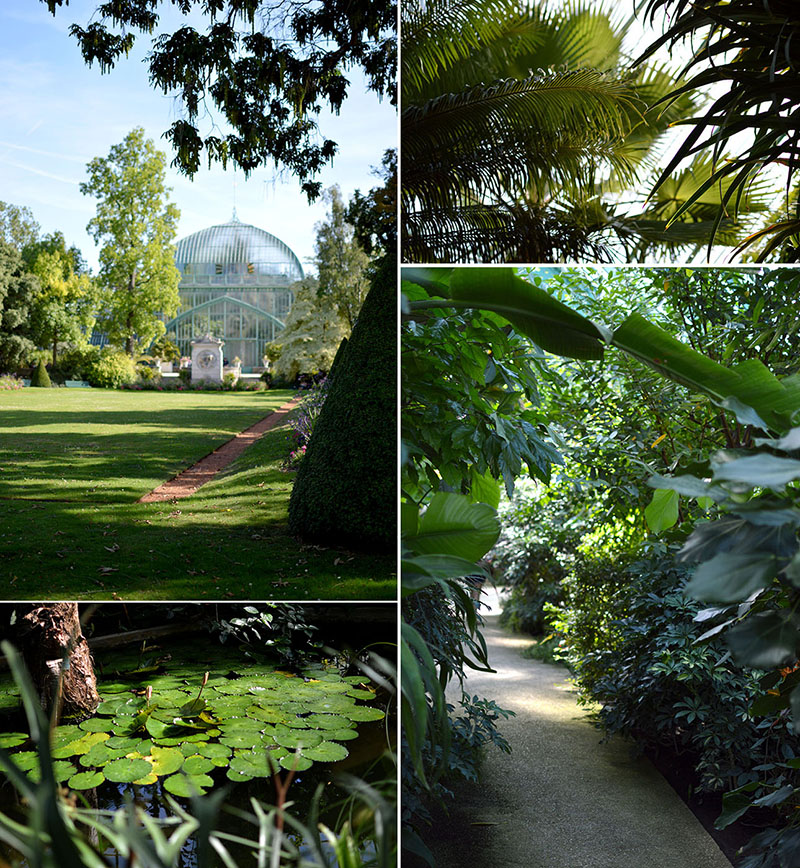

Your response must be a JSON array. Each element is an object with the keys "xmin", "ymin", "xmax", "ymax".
[
  {"xmin": 149, "ymin": 746, "xmax": 184, "ymax": 776},
  {"xmin": 343, "ymin": 706, "xmax": 385, "ymax": 722},
  {"xmin": 104, "ymin": 757, "xmax": 153, "ymax": 783},
  {"xmin": 272, "ymin": 728, "xmax": 322, "ymax": 750},
  {"xmin": 278, "ymin": 753, "xmax": 313, "ymax": 772},
  {"xmin": 0, "ymin": 733, "xmax": 27, "ymax": 749},
  {"xmin": 133, "ymin": 772, "xmax": 158, "ymax": 785},
  {"xmin": 104, "ymin": 737, "xmax": 141, "ymax": 751},
  {"xmin": 300, "ymin": 741, "xmax": 349, "ymax": 763},
  {"xmin": 182, "ymin": 755, "xmax": 215, "ymax": 775},
  {"xmin": 163, "ymin": 772, "xmax": 214, "ymax": 797},
  {"xmin": 68, "ymin": 770, "xmax": 105, "ymax": 790},
  {"xmin": 79, "ymin": 717, "xmax": 116, "ymax": 733},
  {"xmin": 305, "ymin": 714, "xmax": 353, "ymax": 731}
]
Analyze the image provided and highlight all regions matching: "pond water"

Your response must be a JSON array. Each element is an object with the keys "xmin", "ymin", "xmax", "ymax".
[{"xmin": 0, "ymin": 635, "xmax": 394, "ymax": 866}]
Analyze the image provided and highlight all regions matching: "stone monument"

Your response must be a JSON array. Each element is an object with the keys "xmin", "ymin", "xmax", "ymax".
[{"xmin": 190, "ymin": 334, "xmax": 224, "ymax": 383}]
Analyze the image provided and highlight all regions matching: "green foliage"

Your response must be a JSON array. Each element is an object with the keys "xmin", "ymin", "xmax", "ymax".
[
  {"xmin": 401, "ymin": 0, "xmax": 771, "ymax": 262},
  {"xmin": 31, "ymin": 360, "xmax": 51, "ymax": 388},
  {"xmin": 0, "ymin": 240, "xmax": 37, "ymax": 372},
  {"xmin": 23, "ymin": 232, "xmax": 96, "ymax": 365},
  {"xmin": 81, "ymin": 127, "xmax": 181, "ymax": 356},
  {"xmin": 269, "ymin": 277, "xmax": 349, "ymax": 383},
  {"xmin": 49, "ymin": 345, "xmax": 100, "ymax": 383},
  {"xmin": 0, "ymin": 201, "xmax": 39, "ymax": 250},
  {"xmin": 46, "ymin": 0, "xmax": 396, "ymax": 201},
  {"xmin": 149, "ymin": 334, "xmax": 180, "ymax": 363},
  {"xmin": 288, "ymin": 253, "xmax": 396, "ymax": 552},
  {"xmin": 85, "ymin": 349, "xmax": 137, "ymax": 389},
  {"xmin": 315, "ymin": 186, "xmax": 371, "ymax": 329},
  {"xmin": 638, "ymin": 0, "xmax": 800, "ymax": 260}
]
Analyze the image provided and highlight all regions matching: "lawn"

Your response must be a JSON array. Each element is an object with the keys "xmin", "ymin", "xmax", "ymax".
[{"xmin": 0, "ymin": 389, "xmax": 396, "ymax": 600}]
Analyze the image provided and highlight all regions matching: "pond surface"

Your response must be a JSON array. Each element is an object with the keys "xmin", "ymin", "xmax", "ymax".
[{"xmin": 0, "ymin": 636, "xmax": 393, "ymax": 866}]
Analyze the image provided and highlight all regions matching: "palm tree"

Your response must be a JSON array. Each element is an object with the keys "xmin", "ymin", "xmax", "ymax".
[
  {"xmin": 637, "ymin": 0, "xmax": 800, "ymax": 261},
  {"xmin": 401, "ymin": 0, "xmax": 773, "ymax": 263}
]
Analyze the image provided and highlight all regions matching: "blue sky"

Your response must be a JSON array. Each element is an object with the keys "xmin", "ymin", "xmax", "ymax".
[{"xmin": 0, "ymin": 1, "xmax": 397, "ymax": 273}]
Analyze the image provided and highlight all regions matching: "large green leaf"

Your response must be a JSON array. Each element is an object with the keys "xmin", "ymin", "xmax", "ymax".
[
  {"xmin": 687, "ymin": 553, "xmax": 779, "ymax": 603},
  {"xmin": 404, "ymin": 492, "xmax": 499, "ymax": 562},
  {"xmin": 613, "ymin": 315, "xmax": 800, "ymax": 433},
  {"xmin": 726, "ymin": 612, "xmax": 799, "ymax": 669},
  {"xmin": 447, "ymin": 268, "xmax": 608, "ymax": 360},
  {"xmin": 644, "ymin": 488, "xmax": 679, "ymax": 533},
  {"xmin": 712, "ymin": 455, "xmax": 800, "ymax": 489}
]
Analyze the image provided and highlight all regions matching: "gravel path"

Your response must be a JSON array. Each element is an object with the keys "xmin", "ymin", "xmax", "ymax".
[
  {"xmin": 138, "ymin": 396, "xmax": 300, "ymax": 503},
  {"xmin": 429, "ymin": 589, "xmax": 733, "ymax": 868}
]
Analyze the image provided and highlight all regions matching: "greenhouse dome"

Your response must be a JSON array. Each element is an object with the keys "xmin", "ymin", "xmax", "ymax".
[{"xmin": 166, "ymin": 214, "xmax": 304, "ymax": 370}]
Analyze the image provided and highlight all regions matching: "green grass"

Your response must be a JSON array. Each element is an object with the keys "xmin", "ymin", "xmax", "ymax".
[
  {"xmin": 0, "ymin": 389, "xmax": 395, "ymax": 600},
  {"xmin": 0, "ymin": 389, "xmax": 291, "ymax": 502}
]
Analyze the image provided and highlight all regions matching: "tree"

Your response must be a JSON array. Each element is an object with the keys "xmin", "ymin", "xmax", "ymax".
[
  {"xmin": 14, "ymin": 604, "xmax": 99, "ymax": 720},
  {"xmin": 267, "ymin": 277, "xmax": 349, "ymax": 383},
  {"xmin": 23, "ymin": 233, "xmax": 96, "ymax": 366},
  {"xmin": 0, "ymin": 202, "xmax": 39, "ymax": 251},
  {"xmin": 401, "ymin": 0, "xmax": 772, "ymax": 263},
  {"xmin": 288, "ymin": 251, "xmax": 396, "ymax": 551},
  {"xmin": 81, "ymin": 128, "xmax": 181, "ymax": 356},
  {"xmin": 638, "ymin": 2, "xmax": 800, "ymax": 260},
  {"xmin": 0, "ymin": 241, "xmax": 37, "ymax": 372},
  {"xmin": 42, "ymin": 0, "xmax": 397, "ymax": 200},
  {"xmin": 314, "ymin": 186, "xmax": 371, "ymax": 329},
  {"xmin": 346, "ymin": 149, "xmax": 397, "ymax": 257}
]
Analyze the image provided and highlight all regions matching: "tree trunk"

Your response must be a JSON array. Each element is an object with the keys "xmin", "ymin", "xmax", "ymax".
[{"xmin": 16, "ymin": 604, "xmax": 100, "ymax": 721}]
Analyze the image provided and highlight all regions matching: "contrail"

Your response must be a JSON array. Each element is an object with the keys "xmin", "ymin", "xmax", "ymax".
[
  {"xmin": 0, "ymin": 156, "xmax": 79, "ymax": 185},
  {"xmin": 0, "ymin": 139, "xmax": 86, "ymax": 164}
]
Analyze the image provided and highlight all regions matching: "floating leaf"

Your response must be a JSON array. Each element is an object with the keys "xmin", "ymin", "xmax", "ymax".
[
  {"xmin": 182, "ymin": 755, "xmax": 215, "ymax": 775},
  {"xmin": 305, "ymin": 714, "xmax": 353, "ymax": 731},
  {"xmin": 79, "ymin": 717, "xmax": 116, "ymax": 733},
  {"xmin": 299, "ymin": 741, "xmax": 349, "ymax": 763},
  {"xmin": 273, "ymin": 728, "xmax": 322, "ymax": 750},
  {"xmin": 104, "ymin": 758, "xmax": 153, "ymax": 783},
  {"xmin": 163, "ymin": 773, "xmax": 214, "ymax": 797},
  {"xmin": 133, "ymin": 772, "xmax": 158, "ymax": 785},
  {"xmin": 0, "ymin": 733, "xmax": 27, "ymax": 749},
  {"xmin": 149, "ymin": 746, "xmax": 184, "ymax": 776},
  {"xmin": 278, "ymin": 753, "xmax": 312, "ymax": 772},
  {"xmin": 342, "ymin": 706, "xmax": 385, "ymax": 722},
  {"xmin": 68, "ymin": 770, "xmax": 104, "ymax": 790}
]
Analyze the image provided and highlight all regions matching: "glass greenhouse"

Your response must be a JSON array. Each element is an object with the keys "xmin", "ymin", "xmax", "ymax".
[{"xmin": 167, "ymin": 215, "xmax": 304, "ymax": 370}]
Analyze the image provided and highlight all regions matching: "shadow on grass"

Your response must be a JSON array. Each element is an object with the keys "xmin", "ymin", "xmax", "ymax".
[{"xmin": 0, "ymin": 423, "xmax": 395, "ymax": 601}]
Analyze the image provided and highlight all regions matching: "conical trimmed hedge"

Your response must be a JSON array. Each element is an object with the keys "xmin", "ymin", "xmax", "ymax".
[
  {"xmin": 31, "ymin": 360, "xmax": 51, "ymax": 388},
  {"xmin": 288, "ymin": 252, "xmax": 396, "ymax": 552}
]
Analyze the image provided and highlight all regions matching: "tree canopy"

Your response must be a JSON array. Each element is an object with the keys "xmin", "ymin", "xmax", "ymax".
[
  {"xmin": 42, "ymin": 0, "xmax": 397, "ymax": 200},
  {"xmin": 0, "ymin": 242, "xmax": 38, "ymax": 372},
  {"xmin": 81, "ymin": 127, "xmax": 181, "ymax": 356}
]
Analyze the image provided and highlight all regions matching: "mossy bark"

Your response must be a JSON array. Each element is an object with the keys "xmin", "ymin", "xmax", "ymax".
[
  {"xmin": 287, "ymin": 251, "xmax": 396, "ymax": 552},
  {"xmin": 16, "ymin": 603, "xmax": 100, "ymax": 721}
]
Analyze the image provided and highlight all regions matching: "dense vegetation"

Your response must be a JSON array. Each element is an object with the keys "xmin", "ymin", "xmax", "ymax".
[
  {"xmin": 400, "ymin": 0, "xmax": 797, "ymax": 263},
  {"xmin": 401, "ymin": 266, "xmax": 800, "ymax": 866}
]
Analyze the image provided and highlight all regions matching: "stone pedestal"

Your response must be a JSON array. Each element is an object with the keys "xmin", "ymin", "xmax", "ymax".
[{"xmin": 190, "ymin": 334, "xmax": 224, "ymax": 383}]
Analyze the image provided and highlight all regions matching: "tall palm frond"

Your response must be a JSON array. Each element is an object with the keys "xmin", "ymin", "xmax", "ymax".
[{"xmin": 637, "ymin": 0, "xmax": 800, "ymax": 260}]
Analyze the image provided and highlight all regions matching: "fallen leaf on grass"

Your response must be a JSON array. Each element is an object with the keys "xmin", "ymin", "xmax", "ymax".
[
  {"xmin": 169, "ymin": 510, "xmax": 182, "ymax": 518},
  {"xmin": 272, "ymin": 581, "xmax": 289, "ymax": 588},
  {"xmin": 103, "ymin": 544, "xmax": 120, "ymax": 553},
  {"xmin": 98, "ymin": 566, "xmax": 118, "ymax": 575}
]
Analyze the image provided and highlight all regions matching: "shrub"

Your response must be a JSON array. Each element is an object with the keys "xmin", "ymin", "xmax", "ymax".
[
  {"xmin": 86, "ymin": 349, "xmax": 137, "ymax": 389},
  {"xmin": 223, "ymin": 372, "xmax": 237, "ymax": 387},
  {"xmin": 30, "ymin": 360, "xmax": 51, "ymax": 388},
  {"xmin": 135, "ymin": 364, "xmax": 158, "ymax": 382},
  {"xmin": 0, "ymin": 374, "xmax": 23, "ymax": 390},
  {"xmin": 288, "ymin": 251, "xmax": 396, "ymax": 552},
  {"xmin": 49, "ymin": 345, "xmax": 100, "ymax": 382}
]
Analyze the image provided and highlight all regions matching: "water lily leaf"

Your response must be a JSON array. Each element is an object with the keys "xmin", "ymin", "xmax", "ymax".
[
  {"xmin": 182, "ymin": 755, "xmax": 215, "ymax": 775},
  {"xmin": 79, "ymin": 717, "xmax": 116, "ymax": 733},
  {"xmin": 246, "ymin": 706, "xmax": 289, "ymax": 724},
  {"xmin": 10, "ymin": 751, "xmax": 38, "ymax": 771},
  {"xmin": 219, "ymin": 732, "xmax": 263, "ymax": 750},
  {"xmin": 104, "ymin": 757, "xmax": 153, "ymax": 783},
  {"xmin": 53, "ymin": 761, "xmax": 77, "ymax": 782},
  {"xmin": 179, "ymin": 698, "xmax": 207, "ymax": 717},
  {"xmin": 278, "ymin": 753, "xmax": 313, "ymax": 772},
  {"xmin": 192, "ymin": 742, "xmax": 231, "ymax": 761},
  {"xmin": 133, "ymin": 772, "xmax": 158, "ymax": 785},
  {"xmin": 325, "ymin": 728, "xmax": 360, "ymax": 742},
  {"xmin": 149, "ymin": 746, "xmax": 184, "ymax": 776},
  {"xmin": 226, "ymin": 766, "xmax": 254, "ymax": 782},
  {"xmin": 299, "ymin": 741, "xmax": 349, "ymax": 763},
  {"xmin": 272, "ymin": 728, "xmax": 322, "ymax": 750},
  {"xmin": 52, "ymin": 732, "xmax": 109, "ymax": 759},
  {"xmin": 305, "ymin": 714, "xmax": 353, "ymax": 731},
  {"xmin": 346, "ymin": 689, "xmax": 375, "ymax": 700},
  {"xmin": 95, "ymin": 699, "xmax": 124, "ymax": 716},
  {"xmin": 163, "ymin": 772, "xmax": 214, "ymax": 797},
  {"xmin": 145, "ymin": 717, "xmax": 182, "ymax": 740},
  {"xmin": 104, "ymin": 737, "xmax": 141, "ymax": 751},
  {"xmin": 0, "ymin": 733, "xmax": 27, "ymax": 749},
  {"xmin": 68, "ymin": 770, "xmax": 104, "ymax": 790},
  {"xmin": 342, "ymin": 706, "xmax": 385, "ymax": 722},
  {"xmin": 51, "ymin": 725, "xmax": 84, "ymax": 747}
]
